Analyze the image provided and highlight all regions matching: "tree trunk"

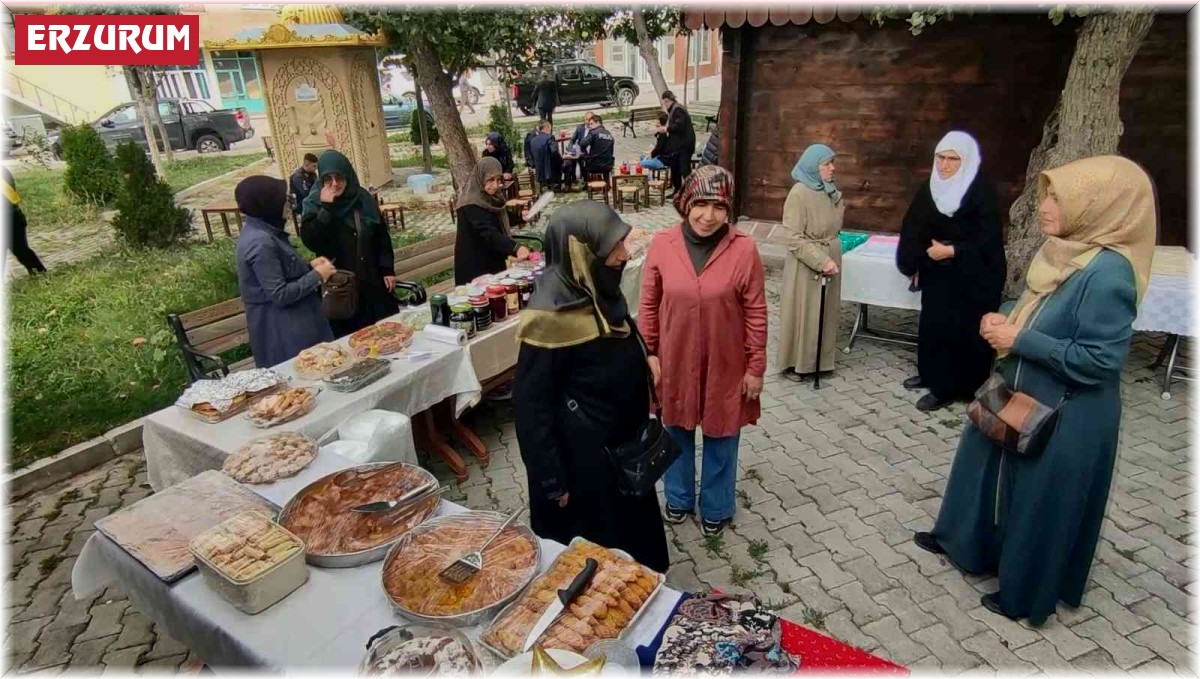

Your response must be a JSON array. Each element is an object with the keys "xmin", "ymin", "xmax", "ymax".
[
  {"xmin": 412, "ymin": 74, "xmax": 434, "ymax": 175},
  {"xmin": 141, "ymin": 68, "xmax": 174, "ymax": 163},
  {"xmin": 1004, "ymin": 11, "xmax": 1154, "ymax": 298},
  {"xmin": 408, "ymin": 32, "xmax": 477, "ymax": 192},
  {"xmin": 124, "ymin": 67, "xmax": 165, "ymax": 177},
  {"xmin": 632, "ymin": 9, "xmax": 670, "ymax": 99}
]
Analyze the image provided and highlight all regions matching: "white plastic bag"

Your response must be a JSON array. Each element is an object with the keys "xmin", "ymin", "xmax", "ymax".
[{"xmin": 329, "ymin": 410, "xmax": 417, "ymax": 465}]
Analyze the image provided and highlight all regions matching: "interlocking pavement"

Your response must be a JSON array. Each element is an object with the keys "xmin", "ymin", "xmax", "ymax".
[{"xmin": 4, "ymin": 267, "xmax": 1194, "ymax": 674}]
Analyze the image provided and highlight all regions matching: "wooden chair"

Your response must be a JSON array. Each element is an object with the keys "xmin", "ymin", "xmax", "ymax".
[
  {"xmin": 585, "ymin": 172, "xmax": 611, "ymax": 206},
  {"xmin": 612, "ymin": 174, "xmax": 647, "ymax": 213},
  {"xmin": 647, "ymin": 168, "xmax": 669, "ymax": 207},
  {"xmin": 199, "ymin": 204, "xmax": 243, "ymax": 242},
  {"xmin": 379, "ymin": 203, "xmax": 406, "ymax": 231}
]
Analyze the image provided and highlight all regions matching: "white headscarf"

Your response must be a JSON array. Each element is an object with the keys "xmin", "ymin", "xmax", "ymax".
[{"xmin": 929, "ymin": 131, "xmax": 981, "ymax": 217}]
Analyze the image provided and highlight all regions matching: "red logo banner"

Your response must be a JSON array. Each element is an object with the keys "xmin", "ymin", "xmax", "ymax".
[{"xmin": 13, "ymin": 15, "xmax": 200, "ymax": 66}]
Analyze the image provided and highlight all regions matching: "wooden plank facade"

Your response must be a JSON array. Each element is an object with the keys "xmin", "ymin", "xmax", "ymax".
[{"xmin": 710, "ymin": 12, "xmax": 1189, "ymax": 247}]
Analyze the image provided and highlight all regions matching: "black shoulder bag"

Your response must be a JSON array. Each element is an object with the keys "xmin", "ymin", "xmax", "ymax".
[
  {"xmin": 322, "ymin": 210, "xmax": 362, "ymax": 321},
  {"xmin": 565, "ymin": 320, "xmax": 682, "ymax": 497}
]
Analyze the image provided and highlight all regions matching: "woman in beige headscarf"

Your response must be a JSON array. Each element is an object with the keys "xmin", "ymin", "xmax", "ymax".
[{"xmin": 913, "ymin": 155, "xmax": 1156, "ymax": 627}]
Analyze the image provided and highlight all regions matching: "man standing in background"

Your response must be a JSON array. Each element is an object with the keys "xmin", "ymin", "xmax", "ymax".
[{"xmin": 289, "ymin": 153, "xmax": 319, "ymax": 227}]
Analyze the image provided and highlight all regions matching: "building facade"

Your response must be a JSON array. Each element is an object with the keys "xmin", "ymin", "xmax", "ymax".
[{"xmin": 590, "ymin": 28, "xmax": 721, "ymax": 90}]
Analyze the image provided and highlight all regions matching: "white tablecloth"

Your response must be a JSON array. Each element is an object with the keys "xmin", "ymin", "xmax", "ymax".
[
  {"xmin": 1132, "ymin": 246, "xmax": 1193, "ymax": 337},
  {"xmin": 73, "ymin": 451, "xmax": 682, "ymax": 670},
  {"xmin": 145, "ymin": 322, "xmax": 482, "ymax": 491},
  {"xmin": 840, "ymin": 235, "xmax": 922, "ymax": 311}
]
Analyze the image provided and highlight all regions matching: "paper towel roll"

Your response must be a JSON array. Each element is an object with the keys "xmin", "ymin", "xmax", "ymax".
[{"xmin": 423, "ymin": 324, "xmax": 468, "ymax": 347}]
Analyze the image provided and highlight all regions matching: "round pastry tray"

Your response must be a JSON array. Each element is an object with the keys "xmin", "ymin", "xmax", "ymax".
[
  {"xmin": 277, "ymin": 462, "xmax": 441, "ymax": 568},
  {"xmin": 380, "ymin": 511, "xmax": 542, "ymax": 628}
]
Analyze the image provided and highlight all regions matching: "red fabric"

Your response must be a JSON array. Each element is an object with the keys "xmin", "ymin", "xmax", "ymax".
[
  {"xmin": 638, "ymin": 225, "xmax": 768, "ymax": 437},
  {"xmin": 780, "ymin": 619, "xmax": 909, "ymax": 674}
]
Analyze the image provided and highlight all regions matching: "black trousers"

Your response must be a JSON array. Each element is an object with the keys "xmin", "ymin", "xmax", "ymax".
[
  {"xmin": 668, "ymin": 147, "xmax": 694, "ymax": 192},
  {"xmin": 538, "ymin": 107, "xmax": 554, "ymax": 124},
  {"xmin": 8, "ymin": 207, "xmax": 45, "ymax": 274}
]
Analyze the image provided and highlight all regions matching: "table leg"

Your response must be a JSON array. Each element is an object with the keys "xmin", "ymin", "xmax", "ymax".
[
  {"xmin": 413, "ymin": 408, "xmax": 468, "ymax": 482},
  {"xmin": 843, "ymin": 304, "xmax": 864, "ymax": 354},
  {"xmin": 220, "ymin": 213, "xmax": 232, "ymax": 238},
  {"xmin": 235, "ymin": 212, "xmax": 244, "ymax": 233},
  {"xmin": 1151, "ymin": 333, "xmax": 1174, "ymax": 369},
  {"xmin": 202, "ymin": 213, "xmax": 214, "ymax": 243},
  {"xmin": 1162, "ymin": 333, "xmax": 1180, "ymax": 400},
  {"xmin": 434, "ymin": 398, "xmax": 489, "ymax": 466}
]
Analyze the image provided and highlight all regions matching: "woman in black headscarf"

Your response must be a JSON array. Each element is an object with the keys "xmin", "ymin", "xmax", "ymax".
[
  {"xmin": 513, "ymin": 201, "xmax": 669, "ymax": 573},
  {"xmin": 300, "ymin": 150, "xmax": 399, "ymax": 337},
  {"xmin": 454, "ymin": 156, "xmax": 530, "ymax": 285},
  {"xmin": 482, "ymin": 132, "xmax": 515, "ymax": 175},
  {"xmin": 235, "ymin": 175, "xmax": 335, "ymax": 367}
]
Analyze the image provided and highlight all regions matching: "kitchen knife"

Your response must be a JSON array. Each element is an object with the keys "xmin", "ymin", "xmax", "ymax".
[{"xmin": 522, "ymin": 557, "xmax": 599, "ymax": 653}]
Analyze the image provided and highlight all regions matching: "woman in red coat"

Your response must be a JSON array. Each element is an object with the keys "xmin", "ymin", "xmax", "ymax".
[{"xmin": 639, "ymin": 165, "xmax": 769, "ymax": 537}]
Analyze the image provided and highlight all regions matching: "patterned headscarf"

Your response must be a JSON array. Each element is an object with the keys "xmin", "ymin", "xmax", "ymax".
[{"xmin": 673, "ymin": 164, "xmax": 734, "ymax": 218}]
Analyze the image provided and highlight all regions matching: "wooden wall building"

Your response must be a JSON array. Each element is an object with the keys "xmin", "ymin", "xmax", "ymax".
[{"xmin": 690, "ymin": 9, "xmax": 1189, "ymax": 247}]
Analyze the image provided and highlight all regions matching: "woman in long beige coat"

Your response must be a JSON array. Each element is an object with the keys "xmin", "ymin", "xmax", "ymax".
[{"xmin": 778, "ymin": 144, "xmax": 845, "ymax": 381}]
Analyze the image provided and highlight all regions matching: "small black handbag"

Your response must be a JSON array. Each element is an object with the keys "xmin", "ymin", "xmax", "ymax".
[{"xmin": 566, "ymin": 320, "xmax": 682, "ymax": 497}]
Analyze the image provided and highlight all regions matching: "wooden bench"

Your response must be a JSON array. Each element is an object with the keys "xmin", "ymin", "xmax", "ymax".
[
  {"xmin": 199, "ymin": 204, "xmax": 243, "ymax": 242},
  {"xmin": 689, "ymin": 102, "xmax": 719, "ymax": 133},
  {"xmin": 618, "ymin": 107, "xmax": 662, "ymax": 138},
  {"xmin": 393, "ymin": 230, "xmax": 544, "ymax": 298},
  {"xmin": 167, "ymin": 298, "xmax": 255, "ymax": 383}
]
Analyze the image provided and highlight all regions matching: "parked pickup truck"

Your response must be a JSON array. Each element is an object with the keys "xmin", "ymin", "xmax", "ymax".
[
  {"xmin": 51, "ymin": 98, "xmax": 254, "ymax": 156},
  {"xmin": 512, "ymin": 61, "xmax": 639, "ymax": 115}
]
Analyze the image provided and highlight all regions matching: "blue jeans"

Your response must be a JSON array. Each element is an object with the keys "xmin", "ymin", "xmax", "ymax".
[
  {"xmin": 663, "ymin": 427, "xmax": 740, "ymax": 523},
  {"xmin": 639, "ymin": 155, "xmax": 668, "ymax": 171}
]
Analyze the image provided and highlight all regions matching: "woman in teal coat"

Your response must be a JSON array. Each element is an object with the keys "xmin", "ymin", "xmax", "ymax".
[{"xmin": 914, "ymin": 155, "xmax": 1157, "ymax": 626}]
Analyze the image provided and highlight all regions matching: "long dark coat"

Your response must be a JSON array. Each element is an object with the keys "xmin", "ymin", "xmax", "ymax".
[
  {"xmin": 454, "ymin": 204, "xmax": 516, "ymax": 285},
  {"xmin": 897, "ymin": 175, "xmax": 1006, "ymax": 400},
  {"xmin": 932, "ymin": 250, "xmax": 1137, "ymax": 625}
]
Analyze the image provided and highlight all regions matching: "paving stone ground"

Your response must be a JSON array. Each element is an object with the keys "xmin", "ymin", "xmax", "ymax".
[{"xmin": 4, "ymin": 267, "xmax": 1193, "ymax": 674}]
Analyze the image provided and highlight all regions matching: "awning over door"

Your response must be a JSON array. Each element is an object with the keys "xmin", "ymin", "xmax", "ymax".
[{"xmin": 682, "ymin": 6, "xmax": 862, "ymax": 30}]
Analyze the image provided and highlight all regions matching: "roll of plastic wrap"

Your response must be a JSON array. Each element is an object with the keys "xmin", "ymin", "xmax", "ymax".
[{"xmin": 422, "ymin": 324, "xmax": 468, "ymax": 347}]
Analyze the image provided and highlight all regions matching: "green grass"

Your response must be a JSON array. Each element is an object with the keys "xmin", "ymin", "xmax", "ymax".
[
  {"xmin": 163, "ymin": 152, "xmax": 268, "ymax": 193},
  {"xmin": 391, "ymin": 153, "xmax": 451, "ymax": 169},
  {"xmin": 8, "ymin": 240, "xmax": 241, "ymax": 469}
]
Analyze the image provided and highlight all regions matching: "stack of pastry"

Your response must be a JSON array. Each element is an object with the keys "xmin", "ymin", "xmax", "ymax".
[
  {"xmin": 348, "ymin": 321, "xmax": 414, "ymax": 357},
  {"xmin": 222, "ymin": 432, "xmax": 317, "ymax": 484},
  {"xmin": 246, "ymin": 387, "xmax": 317, "ymax": 427},
  {"xmin": 481, "ymin": 540, "xmax": 661, "ymax": 657},
  {"xmin": 191, "ymin": 512, "xmax": 302, "ymax": 582},
  {"xmin": 294, "ymin": 343, "xmax": 352, "ymax": 379}
]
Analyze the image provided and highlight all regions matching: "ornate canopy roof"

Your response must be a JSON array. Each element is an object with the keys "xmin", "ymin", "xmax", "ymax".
[
  {"xmin": 202, "ymin": 4, "xmax": 385, "ymax": 51},
  {"xmin": 682, "ymin": 6, "xmax": 862, "ymax": 30}
]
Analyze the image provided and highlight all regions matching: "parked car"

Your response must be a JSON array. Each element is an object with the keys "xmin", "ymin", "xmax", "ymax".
[
  {"xmin": 50, "ymin": 98, "xmax": 254, "ymax": 156},
  {"xmin": 382, "ymin": 65, "xmax": 482, "ymax": 108},
  {"xmin": 381, "ymin": 91, "xmax": 435, "ymax": 130},
  {"xmin": 513, "ymin": 61, "xmax": 639, "ymax": 115}
]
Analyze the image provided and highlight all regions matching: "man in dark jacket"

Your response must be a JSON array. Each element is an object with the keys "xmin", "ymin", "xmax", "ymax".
[
  {"xmin": 529, "ymin": 120, "xmax": 563, "ymax": 191},
  {"xmin": 289, "ymin": 153, "xmax": 318, "ymax": 225},
  {"xmin": 579, "ymin": 114, "xmax": 615, "ymax": 179},
  {"xmin": 656, "ymin": 90, "xmax": 696, "ymax": 192},
  {"xmin": 535, "ymin": 69, "xmax": 558, "ymax": 124},
  {"xmin": 561, "ymin": 111, "xmax": 594, "ymax": 190}
]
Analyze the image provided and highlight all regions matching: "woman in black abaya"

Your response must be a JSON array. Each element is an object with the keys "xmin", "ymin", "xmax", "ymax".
[
  {"xmin": 512, "ymin": 201, "xmax": 670, "ymax": 573},
  {"xmin": 897, "ymin": 131, "xmax": 1006, "ymax": 411}
]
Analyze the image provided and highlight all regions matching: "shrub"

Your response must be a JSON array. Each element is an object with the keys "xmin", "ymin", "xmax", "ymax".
[
  {"xmin": 409, "ymin": 110, "xmax": 439, "ymax": 145},
  {"xmin": 111, "ymin": 142, "xmax": 192, "ymax": 248},
  {"xmin": 488, "ymin": 103, "xmax": 521, "ymax": 159},
  {"xmin": 59, "ymin": 124, "xmax": 120, "ymax": 205}
]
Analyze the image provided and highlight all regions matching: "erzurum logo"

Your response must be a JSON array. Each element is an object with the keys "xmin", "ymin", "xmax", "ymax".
[{"xmin": 13, "ymin": 14, "xmax": 200, "ymax": 66}]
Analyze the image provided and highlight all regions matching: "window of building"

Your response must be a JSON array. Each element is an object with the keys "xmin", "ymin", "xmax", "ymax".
[
  {"xmin": 158, "ymin": 65, "xmax": 212, "ymax": 102},
  {"xmin": 609, "ymin": 42, "xmax": 624, "ymax": 64},
  {"xmin": 212, "ymin": 50, "xmax": 262, "ymax": 102},
  {"xmin": 1, "ymin": 10, "xmax": 15, "ymax": 58},
  {"xmin": 689, "ymin": 29, "xmax": 712, "ymax": 64}
]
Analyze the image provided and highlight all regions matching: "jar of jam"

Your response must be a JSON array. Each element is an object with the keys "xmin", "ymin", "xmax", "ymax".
[
  {"xmin": 501, "ymin": 278, "xmax": 519, "ymax": 316},
  {"xmin": 486, "ymin": 284, "xmax": 508, "ymax": 322},
  {"xmin": 450, "ymin": 303, "xmax": 476, "ymax": 338},
  {"xmin": 516, "ymin": 276, "xmax": 533, "ymax": 309},
  {"xmin": 429, "ymin": 294, "xmax": 451, "ymax": 327},
  {"xmin": 469, "ymin": 295, "xmax": 492, "ymax": 333}
]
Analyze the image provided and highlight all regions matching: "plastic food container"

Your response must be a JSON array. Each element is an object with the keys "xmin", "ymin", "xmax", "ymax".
[
  {"xmin": 324, "ymin": 358, "xmax": 391, "ymax": 393},
  {"xmin": 360, "ymin": 623, "xmax": 482, "ymax": 675},
  {"xmin": 190, "ymin": 512, "xmax": 308, "ymax": 615}
]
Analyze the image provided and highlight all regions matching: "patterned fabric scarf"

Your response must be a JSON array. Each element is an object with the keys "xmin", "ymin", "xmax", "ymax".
[
  {"xmin": 652, "ymin": 593, "xmax": 799, "ymax": 675},
  {"xmin": 674, "ymin": 164, "xmax": 734, "ymax": 218}
]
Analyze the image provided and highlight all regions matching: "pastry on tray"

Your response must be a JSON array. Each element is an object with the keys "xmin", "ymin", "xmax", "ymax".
[
  {"xmin": 382, "ymin": 513, "xmax": 539, "ymax": 619},
  {"xmin": 362, "ymin": 626, "xmax": 481, "ymax": 675},
  {"xmin": 94, "ymin": 470, "xmax": 279, "ymax": 582},
  {"xmin": 191, "ymin": 511, "xmax": 303, "ymax": 582},
  {"xmin": 348, "ymin": 321, "xmax": 414, "ymax": 357},
  {"xmin": 324, "ymin": 357, "xmax": 391, "ymax": 393},
  {"xmin": 480, "ymin": 539, "xmax": 661, "ymax": 657},
  {"xmin": 294, "ymin": 343, "xmax": 352, "ymax": 379},
  {"xmin": 279, "ymin": 463, "xmax": 440, "ymax": 557},
  {"xmin": 246, "ymin": 387, "xmax": 317, "ymax": 428},
  {"xmin": 222, "ymin": 431, "xmax": 317, "ymax": 484},
  {"xmin": 176, "ymin": 369, "xmax": 287, "ymax": 423}
]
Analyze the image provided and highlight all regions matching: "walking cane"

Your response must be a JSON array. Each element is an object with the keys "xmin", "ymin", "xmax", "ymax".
[{"xmin": 813, "ymin": 273, "xmax": 830, "ymax": 390}]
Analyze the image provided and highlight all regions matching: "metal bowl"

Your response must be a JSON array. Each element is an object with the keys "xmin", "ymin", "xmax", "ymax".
[
  {"xmin": 380, "ymin": 511, "xmax": 541, "ymax": 627},
  {"xmin": 278, "ymin": 462, "xmax": 441, "ymax": 568}
]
